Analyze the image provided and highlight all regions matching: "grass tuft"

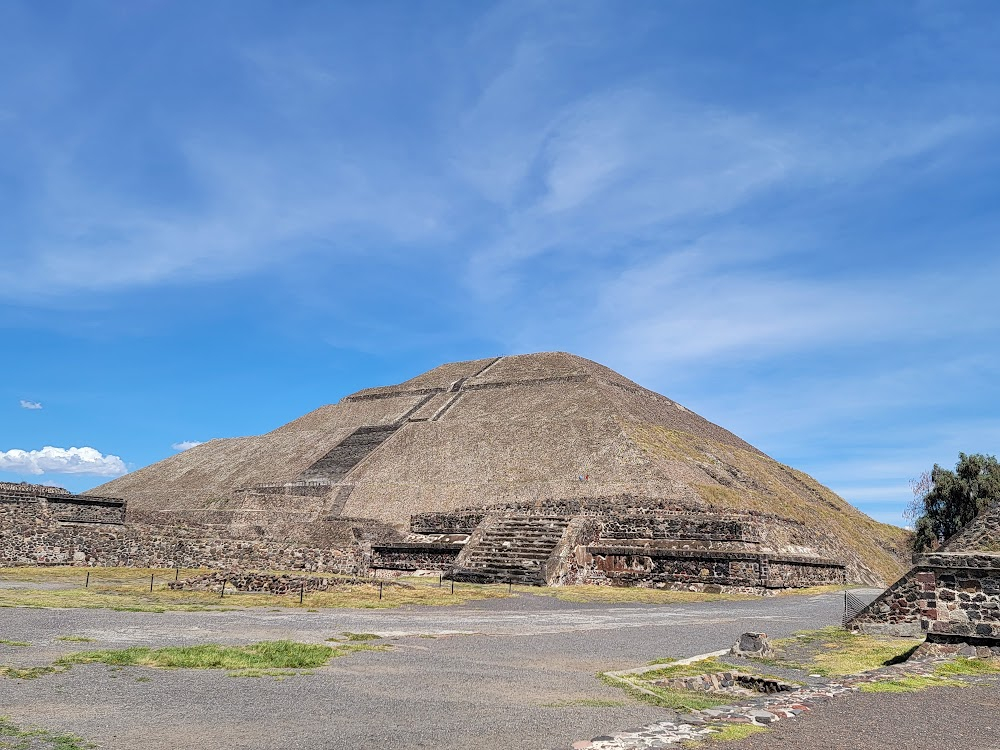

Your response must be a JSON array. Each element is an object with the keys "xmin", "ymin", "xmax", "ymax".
[
  {"xmin": 0, "ymin": 716, "xmax": 94, "ymax": 749},
  {"xmin": 336, "ymin": 632, "xmax": 381, "ymax": 642},
  {"xmin": 933, "ymin": 658, "xmax": 1000, "ymax": 677},
  {"xmin": 687, "ymin": 723, "xmax": 769, "ymax": 745},
  {"xmin": 860, "ymin": 675, "xmax": 964, "ymax": 693},
  {"xmin": 55, "ymin": 636, "xmax": 95, "ymax": 643},
  {"xmin": 0, "ymin": 665, "xmax": 64, "ymax": 680},
  {"xmin": 0, "ymin": 639, "xmax": 30, "ymax": 647}
]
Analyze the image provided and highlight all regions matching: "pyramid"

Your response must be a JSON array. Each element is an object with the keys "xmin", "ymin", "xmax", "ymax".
[{"xmin": 92, "ymin": 352, "xmax": 909, "ymax": 585}]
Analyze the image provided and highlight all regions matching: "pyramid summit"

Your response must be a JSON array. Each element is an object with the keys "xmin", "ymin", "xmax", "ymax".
[{"xmin": 86, "ymin": 352, "xmax": 909, "ymax": 588}]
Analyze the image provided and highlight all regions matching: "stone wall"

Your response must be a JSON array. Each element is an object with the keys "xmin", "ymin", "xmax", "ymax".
[
  {"xmin": 370, "ymin": 543, "xmax": 462, "ymax": 571},
  {"xmin": 0, "ymin": 498, "xmax": 360, "ymax": 572},
  {"xmin": 599, "ymin": 515, "xmax": 761, "ymax": 543},
  {"xmin": 942, "ymin": 503, "xmax": 1000, "ymax": 553},
  {"xmin": 575, "ymin": 546, "xmax": 844, "ymax": 592},
  {"xmin": 410, "ymin": 511, "xmax": 486, "ymax": 535},
  {"xmin": 851, "ymin": 553, "xmax": 1000, "ymax": 641}
]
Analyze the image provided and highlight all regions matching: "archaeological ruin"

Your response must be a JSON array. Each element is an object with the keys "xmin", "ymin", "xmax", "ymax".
[
  {"xmin": 849, "ymin": 500, "xmax": 1000, "ymax": 655},
  {"xmin": 1, "ymin": 352, "xmax": 912, "ymax": 592}
]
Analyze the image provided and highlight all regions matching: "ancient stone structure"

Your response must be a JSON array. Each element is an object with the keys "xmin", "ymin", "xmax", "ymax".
[
  {"xmin": 0, "ymin": 482, "xmax": 366, "ymax": 572},
  {"xmin": 6, "ymin": 353, "xmax": 911, "ymax": 590},
  {"xmin": 850, "ymin": 502, "xmax": 1000, "ymax": 654}
]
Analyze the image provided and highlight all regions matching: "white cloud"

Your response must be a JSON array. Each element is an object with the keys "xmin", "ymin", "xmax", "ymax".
[
  {"xmin": 0, "ymin": 446, "xmax": 127, "ymax": 477},
  {"xmin": 171, "ymin": 440, "xmax": 203, "ymax": 452},
  {"xmin": 19, "ymin": 400, "xmax": 42, "ymax": 410}
]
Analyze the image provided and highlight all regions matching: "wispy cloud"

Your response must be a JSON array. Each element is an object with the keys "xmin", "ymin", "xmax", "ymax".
[
  {"xmin": 171, "ymin": 440, "xmax": 203, "ymax": 452},
  {"xmin": 19, "ymin": 400, "xmax": 42, "ymax": 410},
  {"xmin": 0, "ymin": 446, "xmax": 127, "ymax": 477}
]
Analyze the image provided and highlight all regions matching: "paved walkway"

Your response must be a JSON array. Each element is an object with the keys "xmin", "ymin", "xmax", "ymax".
[{"xmin": 0, "ymin": 590, "xmax": 857, "ymax": 750}]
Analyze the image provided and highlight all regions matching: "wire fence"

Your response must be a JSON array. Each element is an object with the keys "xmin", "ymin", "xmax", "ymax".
[{"xmin": 65, "ymin": 567, "xmax": 521, "ymax": 603}]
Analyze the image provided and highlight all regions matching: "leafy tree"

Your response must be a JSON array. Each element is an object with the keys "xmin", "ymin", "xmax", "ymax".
[{"xmin": 908, "ymin": 453, "xmax": 1000, "ymax": 551}]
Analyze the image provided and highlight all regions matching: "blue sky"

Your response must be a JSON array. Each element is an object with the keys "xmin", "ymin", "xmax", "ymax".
[{"xmin": 2, "ymin": 1, "xmax": 998, "ymax": 526}]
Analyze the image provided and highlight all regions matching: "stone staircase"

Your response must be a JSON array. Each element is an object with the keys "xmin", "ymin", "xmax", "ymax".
[
  {"xmin": 449, "ymin": 514, "xmax": 572, "ymax": 585},
  {"xmin": 297, "ymin": 424, "xmax": 400, "ymax": 482}
]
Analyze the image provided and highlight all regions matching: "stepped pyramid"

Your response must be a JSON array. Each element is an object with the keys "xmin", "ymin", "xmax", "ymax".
[{"xmin": 92, "ymin": 352, "xmax": 909, "ymax": 585}]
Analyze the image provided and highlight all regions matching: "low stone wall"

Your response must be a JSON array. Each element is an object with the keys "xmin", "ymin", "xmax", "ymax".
[
  {"xmin": 370, "ymin": 543, "xmax": 463, "ymax": 571},
  {"xmin": 851, "ymin": 553, "xmax": 1000, "ymax": 640},
  {"xmin": 410, "ymin": 511, "xmax": 485, "ymax": 535},
  {"xmin": 168, "ymin": 571, "xmax": 389, "ymax": 594},
  {"xmin": 599, "ymin": 515, "xmax": 760, "ymax": 543},
  {"xmin": 0, "ymin": 481, "xmax": 71, "ymax": 497},
  {"xmin": 576, "ymin": 547, "xmax": 844, "ymax": 591},
  {"xmin": 653, "ymin": 671, "xmax": 796, "ymax": 695},
  {"xmin": 44, "ymin": 495, "xmax": 126, "ymax": 525},
  {"xmin": 0, "ymin": 500, "xmax": 360, "ymax": 573}
]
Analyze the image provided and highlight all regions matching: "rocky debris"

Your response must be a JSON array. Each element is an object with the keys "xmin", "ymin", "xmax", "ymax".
[
  {"xmin": 730, "ymin": 632, "xmax": 774, "ymax": 658},
  {"xmin": 168, "ymin": 570, "xmax": 406, "ymax": 594},
  {"xmin": 571, "ymin": 655, "xmax": 996, "ymax": 749}
]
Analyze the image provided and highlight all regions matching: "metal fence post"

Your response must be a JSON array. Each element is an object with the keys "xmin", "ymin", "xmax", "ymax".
[
  {"xmin": 220, "ymin": 579, "xmax": 226, "ymax": 599},
  {"xmin": 379, "ymin": 581, "xmax": 383, "ymax": 600},
  {"xmin": 300, "ymin": 583, "xmax": 304, "ymax": 604},
  {"xmin": 85, "ymin": 571, "xmax": 90, "ymax": 588},
  {"xmin": 150, "ymin": 573, "xmax": 154, "ymax": 592}
]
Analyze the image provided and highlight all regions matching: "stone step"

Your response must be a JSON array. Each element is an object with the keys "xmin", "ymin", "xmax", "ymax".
[
  {"xmin": 475, "ymin": 538, "xmax": 559, "ymax": 547},
  {"xmin": 466, "ymin": 551, "xmax": 551, "ymax": 561}
]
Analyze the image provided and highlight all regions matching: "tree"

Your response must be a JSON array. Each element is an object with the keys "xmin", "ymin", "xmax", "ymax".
[{"xmin": 908, "ymin": 453, "xmax": 1000, "ymax": 551}]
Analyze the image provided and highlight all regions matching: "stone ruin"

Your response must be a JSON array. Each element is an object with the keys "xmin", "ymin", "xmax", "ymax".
[
  {"xmin": 3, "ymin": 353, "xmax": 913, "ymax": 592},
  {"xmin": 849, "ymin": 501, "xmax": 1000, "ymax": 656}
]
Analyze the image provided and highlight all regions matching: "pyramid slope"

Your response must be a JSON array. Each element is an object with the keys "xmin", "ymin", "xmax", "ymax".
[{"xmin": 91, "ymin": 352, "xmax": 909, "ymax": 583}]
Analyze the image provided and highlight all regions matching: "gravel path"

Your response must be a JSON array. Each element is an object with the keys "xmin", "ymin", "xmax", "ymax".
[
  {"xmin": 0, "ymin": 589, "xmax": 879, "ymax": 749},
  {"xmin": 721, "ymin": 682, "xmax": 1000, "ymax": 750}
]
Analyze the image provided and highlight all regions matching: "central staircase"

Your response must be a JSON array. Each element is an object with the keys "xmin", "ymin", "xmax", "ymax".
[{"xmin": 449, "ymin": 514, "xmax": 572, "ymax": 585}]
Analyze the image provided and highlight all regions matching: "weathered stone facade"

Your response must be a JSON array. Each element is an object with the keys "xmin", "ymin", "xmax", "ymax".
[
  {"xmin": 370, "ymin": 543, "xmax": 462, "ymax": 571},
  {"xmin": 851, "ymin": 553, "xmax": 1000, "ymax": 643},
  {"xmin": 576, "ymin": 547, "xmax": 844, "ymax": 591},
  {"xmin": 0, "ymin": 486, "xmax": 362, "ymax": 572}
]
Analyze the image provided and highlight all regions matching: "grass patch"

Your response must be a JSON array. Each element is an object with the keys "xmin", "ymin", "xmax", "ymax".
[
  {"xmin": 755, "ymin": 627, "xmax": 918, "ymax": 677},
  {"xmin": 336, "ymin": 632, "xmax": 381, "ymax": 641},
  {"xmin": 860, "ymin": 675, "xmax": 964, "ymax": 693},
  {"xmin": 599, "ymin": 673, "xmax": 729, "ymax": 711},
  {"xmin": 0, "ymin": 640, "xmax": 30, "ymax": 648},
  {"xmin": 536, "ymin": 585, "xmax": 753, "ymax": 605},
  {"xmin": 0, "ymin": 716, "xmax": 94, "ymax": 749},
  {"xmin": 55, "ymin": 636, "xmax": 95, "ymax": 643},
  {"xmin": 541, "ymin": 698, "xmax": 627, "ymax": 708},
  {"xmin": 637, "ymin": 658, "xmax": 725, "ymax": 680},
  {"xmin": 688, "ymin": 724, "xmax": 769, "ymax": 745},
  {"xmin": 57, "ymin": 640, "xmax": 344, "ymax": 670},
  {"xmin": 0, "ymin": 666, "xmax": 64, "ymax": 680},
  {"xmin": 933, "ymin": 658, "xmax": 1000, "ymax": 677}
]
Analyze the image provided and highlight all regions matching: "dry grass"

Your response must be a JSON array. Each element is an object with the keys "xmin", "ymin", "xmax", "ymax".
[
  {"xmin": 859, "ymin": 675, "xmax": 964, "ymax": 693},
  {"xmin": 0, "ymin": 567, "xmax": 511, "ymax": 611},
  {"xmin": 756, "ymin": 627, "xmax": 919, "ymax": 677},
  {"xmin": 56, "ymin": 640, "xmax": 363, "ymax": 671},
  {"xmin": 532, "ymin": 585, "xmax": 754, "ymax": 605}
]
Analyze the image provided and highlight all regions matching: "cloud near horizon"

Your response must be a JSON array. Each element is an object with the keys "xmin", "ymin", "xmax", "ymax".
[
  {"xmin": 0, "ymin": 446, "xmax": 127, "ymax": 477},
  {"xmin": 19, "ymin": 400, "xmax": 42, "ymax": 410},
  {"xmin": 171, "ymin": 440, "xmax": 203, "ymax": 452}
]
